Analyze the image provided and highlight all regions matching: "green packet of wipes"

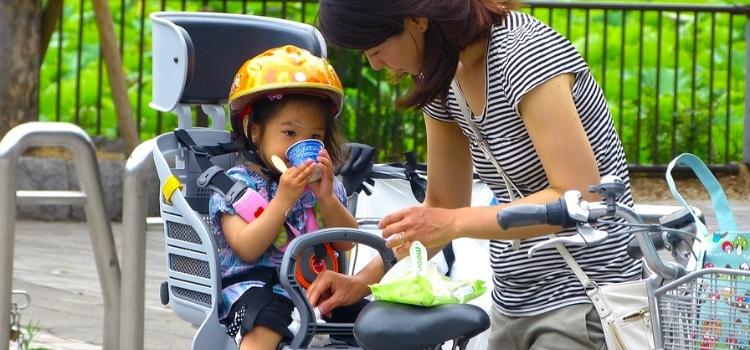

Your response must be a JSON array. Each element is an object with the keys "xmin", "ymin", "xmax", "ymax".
[{"xmin": 370, "ymin": 241, "xmax": 486, "ymax": 306}]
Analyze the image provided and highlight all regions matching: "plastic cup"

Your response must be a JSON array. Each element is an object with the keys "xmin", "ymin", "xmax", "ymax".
[{"xmin": 286, "ymin": 139, "xmax": 324, "ymax": 181}]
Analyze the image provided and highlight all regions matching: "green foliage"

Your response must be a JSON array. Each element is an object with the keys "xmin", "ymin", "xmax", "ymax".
[
  {"xmin": 38, "ymin": 1, "xmax": 746, "ymax": 164},
  {"xmin": 527, "ymin": 5, "xmax": 746, "ymax": 164},
  {"xmin": 13, "ymin": 321, "xmax": 51, "ymax": 350}
]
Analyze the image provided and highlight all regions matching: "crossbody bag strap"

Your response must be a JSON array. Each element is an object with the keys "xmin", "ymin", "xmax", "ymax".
[
  {"xmin": 450, "ymin": 79, "xmax": 524, "ymax": 201},
  {"xmin": 552, "ymin": 240, "xmax": 592, "ymax": 287},
  {"xmin": 451, "ymin": 79, "xmax": 524, "ymax": 250},
  {"xmin": 553, "ymin": 239, "xmax": 613, "ymax": 316}
]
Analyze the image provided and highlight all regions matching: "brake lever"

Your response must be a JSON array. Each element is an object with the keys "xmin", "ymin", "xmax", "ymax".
[{"xmin": 528, "ymin": 223, "xmax": 608, "ymax": 258}]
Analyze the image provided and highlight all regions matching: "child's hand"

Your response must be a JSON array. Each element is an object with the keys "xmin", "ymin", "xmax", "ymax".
[
  {"xmin": 277, "ymin": 160, "xmax": 315, "ymax": 207},
  {"xmin": 309, "ymin": 149, "xmax": 335, "ymax": 201}
]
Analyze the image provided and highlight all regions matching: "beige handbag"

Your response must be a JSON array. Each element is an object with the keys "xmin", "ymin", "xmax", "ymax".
[{"xmin": 557, "ymin": 244, "xmax": 654, "ymax": 350}]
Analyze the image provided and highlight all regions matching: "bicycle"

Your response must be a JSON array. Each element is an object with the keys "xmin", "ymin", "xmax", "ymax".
[{"xmin": 499, "ymin": 175, "xmax": 750, "ymax": 349}]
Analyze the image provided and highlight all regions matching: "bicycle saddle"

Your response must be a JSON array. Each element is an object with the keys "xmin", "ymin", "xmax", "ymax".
[{"xmin": 353, "ymin": 301, "xmax": 490, "ymax": 350}]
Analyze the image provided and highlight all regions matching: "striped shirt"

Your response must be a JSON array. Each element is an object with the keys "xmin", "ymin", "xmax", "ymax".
[{"xmin": 422, "ymin": 11, "xmax": 642, "ymax": 317}]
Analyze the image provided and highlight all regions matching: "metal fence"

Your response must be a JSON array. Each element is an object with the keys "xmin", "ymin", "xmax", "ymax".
[{"xmin": 39, "ymin": 0, "xmax": 750, "ymax": 168}]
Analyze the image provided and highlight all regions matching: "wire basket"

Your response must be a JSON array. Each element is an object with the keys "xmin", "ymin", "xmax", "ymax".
[{"xmin": 655, "ymin": 268, "xmax": 750, "ymax": 349}]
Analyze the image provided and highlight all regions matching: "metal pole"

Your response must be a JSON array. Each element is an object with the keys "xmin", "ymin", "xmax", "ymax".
[
  {"xmin": 71, "ymin": 125, "xmax": 122, "ymax": 350},
  {"xmin": 744, "ymin": 15, "xmax": 750, "ymax": 165},
  {"xmin": 0, "ymin": 122, "xmax": 121, "ymax": 349},
  {"xmin": 120, "ymin": 139, "xmax": 155, "ymax": 350},
  {"xmin": 0, "ymin": 123, "xmax": 21, "ymax": 348}
]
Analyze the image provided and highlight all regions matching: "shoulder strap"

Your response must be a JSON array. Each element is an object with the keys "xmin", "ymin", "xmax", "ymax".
[
  {"xmin": 666, "ymin": 153, "xmax": 737, "ymax": 236},
  {"xmin": 450, "ymin": 79, "xmax": 523, "ymax": 201},
  {"xmin": 553, "ymin": 240, "xmax": 592, "ymax": 288},
  {"xmin": 173, "ymin": 129, "xmax": 248, "ymax": 205},
  {"xmin": 450, "ymin": 79, "xmax": 523, "ymax": 250}
]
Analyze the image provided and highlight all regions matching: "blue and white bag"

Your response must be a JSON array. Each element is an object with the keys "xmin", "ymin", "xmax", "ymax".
[{"xmin": 666, "ymin": 153, "xmax": 750, "ymax": 348}]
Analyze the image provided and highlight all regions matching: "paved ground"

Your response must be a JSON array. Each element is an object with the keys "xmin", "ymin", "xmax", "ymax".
[
  {"xmin": 7, "ymin": 199, "xmax": 750, "ymax": 349},
  {"xmin": 9, "ymin": 221, "xmax": 192, "ymax": 350}
]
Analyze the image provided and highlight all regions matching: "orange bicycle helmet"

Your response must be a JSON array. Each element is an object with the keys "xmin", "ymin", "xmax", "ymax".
[{"xmin": 228, "ymin": 45, "xmax": 344, "ymax": 134}]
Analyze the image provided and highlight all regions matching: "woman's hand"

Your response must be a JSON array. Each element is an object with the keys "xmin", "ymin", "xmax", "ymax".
[
  {"xmin": 306, "ymin": 270, "xmax": 370, "ymax": 316},
  {"xmin": 379, "ymin": 206, "xmax": 459, "ymax": 250},
  {"xmin": 308, "ymin": 149, "xmax": 335, "ymax": 201},
  {"xmin": 276, "ymin": 160, "xmax": 314, "ymax": 207}
]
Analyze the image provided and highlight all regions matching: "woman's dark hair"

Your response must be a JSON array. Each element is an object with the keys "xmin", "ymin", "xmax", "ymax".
[
  {"xmin": 318, "ymin": 0, "xmax": 520, "ymax": 109},
  {"xmin": 233, "ymin": 94, "xmax": 346, "ymax": 167}
]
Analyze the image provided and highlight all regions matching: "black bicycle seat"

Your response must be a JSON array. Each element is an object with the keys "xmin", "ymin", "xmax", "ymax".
[{"xmin": 353, "ymin": 301, "xmax": 490, "ymax": 350}]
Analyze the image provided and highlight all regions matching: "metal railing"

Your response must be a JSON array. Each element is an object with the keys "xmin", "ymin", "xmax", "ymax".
[
  {"xmin": 525, "ymin": 1, "xmax": 750, "ymax": 172},
  {"xmin": 0, "ymin": 122, "xmax": 121, "ymax": 350},
  {"xmin": 39, "ymin": 1, "xmax": 749, "ymax": 168},
  {"xmin": 119, "ymin": 138, "xmax": 154, "ymax": 350}
]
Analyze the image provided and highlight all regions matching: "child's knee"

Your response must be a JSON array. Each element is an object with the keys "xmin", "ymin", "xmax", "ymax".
[{"xmin": 240, "ymin": 325, "xmax": 283, "ymax": 350}]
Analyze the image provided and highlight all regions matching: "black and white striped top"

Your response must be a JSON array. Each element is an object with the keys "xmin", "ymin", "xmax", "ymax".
[{"xmin": 422, "ymin": 11, "xmax": 642, "ymax": 317}]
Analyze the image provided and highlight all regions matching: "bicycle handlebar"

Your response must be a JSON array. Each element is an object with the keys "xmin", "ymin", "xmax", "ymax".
[
  {"xmin": 498, "ymin": 190, "xmax": 687, "ymax": 281},
  {"xmin": 498, "ymin": 199, "xmax": 577, "ymax": 229}
]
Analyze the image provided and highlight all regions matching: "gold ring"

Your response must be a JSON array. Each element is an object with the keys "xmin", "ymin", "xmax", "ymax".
[{"xmin": 399, "ymin": 233, "xmax": 406, "ymax": 245}]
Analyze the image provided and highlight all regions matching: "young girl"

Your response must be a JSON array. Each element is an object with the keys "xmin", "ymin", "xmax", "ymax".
[{"xmin": 209, "ymin": 45, "xmax": 356, "ymax": 350}]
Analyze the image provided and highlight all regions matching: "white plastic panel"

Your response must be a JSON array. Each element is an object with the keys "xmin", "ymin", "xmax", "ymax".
[{"xmin": 150, "ymin": 13, "xmax": 190, "ymax": 112}]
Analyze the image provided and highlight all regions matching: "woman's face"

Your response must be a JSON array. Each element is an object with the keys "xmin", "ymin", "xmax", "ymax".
[{"xmin": 363, "ymin": 18, "xmax": 427, "ymax": 75}]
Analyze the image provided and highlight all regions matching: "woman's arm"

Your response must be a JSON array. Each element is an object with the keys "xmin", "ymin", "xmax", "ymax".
[
  {"xmin": 306, "ymin": 116, "xmax": 472, "ymax": 310},
  {"xmin": 381, "ymin": 74, "xmax": 602, "ymax": 246},
  {"xmin": 306, "ymin": 254, "xmax": 385, "ymax": 316},
  {"xmin": 519, "ymin": 73, "xmax": 601, "ymax": 201},
  {"xmin": 422, "ymin": 115, "xmax": 474, "ymax": 210},
  {"xmin": 382, "ymin": 115, "xmax": 478, "ymax": 256},
  {"xmin": 447, "ymin": 73, "xmax": 601, "ymax": 239}
]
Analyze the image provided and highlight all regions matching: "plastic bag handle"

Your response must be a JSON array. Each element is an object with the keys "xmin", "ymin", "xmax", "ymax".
[{"xmin": 665, "ymin": 153, "xmax": 737, "ymax": 237}]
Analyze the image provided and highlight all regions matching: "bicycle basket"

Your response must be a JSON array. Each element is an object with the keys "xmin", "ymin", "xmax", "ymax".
[{"xmin": 655, "ymin": 268, "xmax": 750, "ymax": 349}]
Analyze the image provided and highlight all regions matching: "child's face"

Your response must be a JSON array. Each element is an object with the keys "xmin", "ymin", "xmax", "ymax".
[{"xmin": 251, "ymin": 100, "xmax": 328, "ymax": 170}]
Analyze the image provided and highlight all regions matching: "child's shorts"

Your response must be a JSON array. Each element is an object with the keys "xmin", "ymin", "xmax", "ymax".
[{"xmin": 220, "ymin": 287, "xmax": 295, "ymax": 346}]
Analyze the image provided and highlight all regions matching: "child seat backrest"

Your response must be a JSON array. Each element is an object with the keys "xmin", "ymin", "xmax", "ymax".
[{"xmin": 150, "ymin": 12, "xmax": 328, "ymax": 350}]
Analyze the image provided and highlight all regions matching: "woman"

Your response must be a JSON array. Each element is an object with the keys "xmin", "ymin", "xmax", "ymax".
[{"xmin": 307, "ymin": 1, "xmax": 642, "ymax": 348}]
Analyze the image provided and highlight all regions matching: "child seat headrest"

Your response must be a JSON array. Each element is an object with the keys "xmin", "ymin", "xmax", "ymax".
[{"xmin": 150, "ymin": 12, "xmax": 326, "ymax": 112}]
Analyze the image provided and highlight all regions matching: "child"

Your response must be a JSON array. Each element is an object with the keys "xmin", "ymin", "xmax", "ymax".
[{"xmin": 209, "ymin": 45, "xmax": 357, "ymax": 350}]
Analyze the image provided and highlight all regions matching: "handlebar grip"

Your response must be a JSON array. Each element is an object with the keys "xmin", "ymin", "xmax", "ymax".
[
  {"xmin": 545, "ymin": 198, "xmax": 574, "ymax": 228},
  {"xmin": 627, "ymin": 230, "xmax": 668, "ymax": 260},
  {"xmin": 650, "ymin": 231, "xmax": 669, "ymax": 251},
  {"xmin": 498, "ymin": 204, "xmax": 548, "ymax": 229},
  {"xmin": 498, "ymin": 198, "xmax": 572, "ymax": 229}
]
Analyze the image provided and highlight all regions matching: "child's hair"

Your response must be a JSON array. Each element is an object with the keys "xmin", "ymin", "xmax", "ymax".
[{"xmin": 236, "ymin": 93, "xmax": 346, "ymax": 167}]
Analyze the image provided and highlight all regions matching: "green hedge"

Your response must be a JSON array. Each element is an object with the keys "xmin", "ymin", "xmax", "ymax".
[{"xmin": 39, "ymin": 1, "xmax": 746, "ymax": 164}]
